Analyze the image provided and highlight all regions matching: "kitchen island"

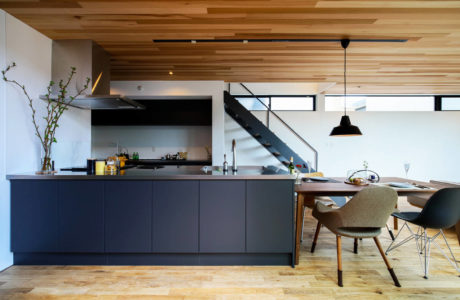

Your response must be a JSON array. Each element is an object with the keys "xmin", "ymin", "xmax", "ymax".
[{"xmin": 7, "ymin": 166, "xmax": 296, "ymax": 267}]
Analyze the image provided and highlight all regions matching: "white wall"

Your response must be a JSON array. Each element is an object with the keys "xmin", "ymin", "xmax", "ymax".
[
  {"xmin": 0, "ymin": 9, "xmax": 10, "ymax": 272},
  {"xmin": 111, "ymin": 81, "xmax": 225, "ymax": 165},
  {"xmin": 92, "ymin": 126, "xmax": 212, "ymax": 160},
  {"xmin": 0, "ymin": 11, "xmax": 91, "ymax": 271},
  {"xmin": 226, "ymin": 93, "xmax": 460, "ymax": 182}
]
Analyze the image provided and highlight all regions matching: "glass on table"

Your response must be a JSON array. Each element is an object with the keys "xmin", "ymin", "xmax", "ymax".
[{"xmin": 403, "ymin": 162, "xmax": 410, "ymax": 178}]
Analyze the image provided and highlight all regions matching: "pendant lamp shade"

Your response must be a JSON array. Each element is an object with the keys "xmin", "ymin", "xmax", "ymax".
[
  {"xmin": 330, "ymin": 115, "xmax": 362, "ymax": 136},
  {"xmin": 330, "ymin": 39, "xmax": 362, "ymax": 136}
]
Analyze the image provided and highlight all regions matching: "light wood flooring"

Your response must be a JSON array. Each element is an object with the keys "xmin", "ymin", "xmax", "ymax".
[{"xmin": 0, "ymin": 198, "xmax": 459, "ymax": 299}]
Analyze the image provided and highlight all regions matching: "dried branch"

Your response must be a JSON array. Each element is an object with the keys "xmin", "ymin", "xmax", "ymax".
[
  {"xmin": 2, "ymin": 62, "xmax": 45, "ymax": 147},
  {"xmin": 2, "ymin": 62, "xmax": 90, "ymax": 171}
]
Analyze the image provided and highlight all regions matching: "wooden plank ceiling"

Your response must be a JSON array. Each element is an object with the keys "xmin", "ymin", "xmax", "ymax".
[{"xmin": 2, "ymin": 0, "xmax": 460, "ymax": 94}]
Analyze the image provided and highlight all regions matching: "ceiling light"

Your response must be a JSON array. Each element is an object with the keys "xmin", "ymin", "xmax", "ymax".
[
  {"xmin": 330, "ymin": 39, "xmax": 362, "ymax": 137},
  {"xmin": 169, "ymin": 71, "xmax": 173, "ymax": 75}
]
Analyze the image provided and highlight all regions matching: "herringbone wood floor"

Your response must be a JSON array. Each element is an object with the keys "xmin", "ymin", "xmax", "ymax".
[{"xmin": 0, "ymin": 197, "xmax": 459, "ymax": 299}]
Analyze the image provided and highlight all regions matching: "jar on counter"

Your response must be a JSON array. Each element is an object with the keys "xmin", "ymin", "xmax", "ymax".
[
  {"xmin": 95, "ymin": 160, "xmax": 106, "ymax": 175},
  {"xmin": 105, "ymin": 158, "xmax": 117, "ymax": 175}
]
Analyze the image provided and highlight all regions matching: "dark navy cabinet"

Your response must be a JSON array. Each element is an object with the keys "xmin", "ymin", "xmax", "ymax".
[
  {"xmin": 246, "ymin": 180, "xmax": 294, "ymax": 253},
  {"xmin": 10, "ymin": 178, "xmax": 295, "ymax": 266},
  {"xmin": 153, "ymin": 181, "xmax": 199, "ymax": 253},
  {"xmin": 199, "ymin": 181, "xmax": 246, "ymax": 253},
  {"xmin": 58, "ymin": 181, "xmax": 104, "ymax": 252},
  {"xmin": 11, "ymin": 181, "xmax": 59, "ymax": 252},
  {"xmin": 105, "ymin": 181, "xmax": 153, "ymax": 252}
]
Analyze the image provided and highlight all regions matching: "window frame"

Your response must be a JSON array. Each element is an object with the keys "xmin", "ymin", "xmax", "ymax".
[
  {"xmin": 435, "ymin": 95, "xmax": 460, "ymax": 111},
  {"xmin": 233, "ymin": 95, "xmax": 316, "ymax": 112}
]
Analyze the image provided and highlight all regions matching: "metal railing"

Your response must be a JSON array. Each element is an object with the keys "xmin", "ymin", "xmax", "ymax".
[{"xmin": 235, "ymin": 83, "xmax": 319, "ymax": 171}]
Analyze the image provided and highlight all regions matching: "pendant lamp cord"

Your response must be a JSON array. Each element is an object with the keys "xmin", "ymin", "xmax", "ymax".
[{"xmin": 344, "ymin": 43, "xmax": 347, "ymax": 116}]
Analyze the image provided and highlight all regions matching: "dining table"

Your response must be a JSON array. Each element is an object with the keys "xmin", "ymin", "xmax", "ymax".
[{"xmin": 294, "ymin": 177, "xmax": 443, "ymax": 265}]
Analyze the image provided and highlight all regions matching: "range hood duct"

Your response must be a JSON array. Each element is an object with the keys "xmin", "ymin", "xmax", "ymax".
[{"xmin": 47, "ymin": 40, "xmax": 143, "ymax": 110}]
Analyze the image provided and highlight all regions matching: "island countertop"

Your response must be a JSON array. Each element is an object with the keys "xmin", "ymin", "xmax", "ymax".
[
  {"xmin": 9, "ymin": 165, "xmax": 296, "ymax": 267},
  {"xmin": 7, "ymin": 165, "xmax": 295, "ymax": 180}
]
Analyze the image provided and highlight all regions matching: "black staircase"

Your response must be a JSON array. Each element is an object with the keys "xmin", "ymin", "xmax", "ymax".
[{"xmin": 224, "ymin": 89, "xmax": 318, "ymax": 173}]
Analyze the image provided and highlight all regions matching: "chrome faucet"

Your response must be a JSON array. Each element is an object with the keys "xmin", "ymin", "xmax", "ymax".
[{"xmin": 232, "ymin": 139, "xmax": 237, "ymax": 172}]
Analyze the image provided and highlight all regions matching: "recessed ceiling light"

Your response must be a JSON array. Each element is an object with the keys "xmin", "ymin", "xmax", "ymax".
[{"xmin": 169, "ymin": 71, "xmax": 174, "ymax": 75}]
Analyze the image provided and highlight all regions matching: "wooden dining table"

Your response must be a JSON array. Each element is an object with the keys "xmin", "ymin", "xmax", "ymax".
[{"xmin": 294, "ymin": 177, "xmax": 443, "ymax": 265}]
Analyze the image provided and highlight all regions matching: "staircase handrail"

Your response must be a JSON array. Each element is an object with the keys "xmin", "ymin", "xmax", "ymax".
[{"xmin": 237, "ymin": 83, "xmax": 318, "ymax": 171}]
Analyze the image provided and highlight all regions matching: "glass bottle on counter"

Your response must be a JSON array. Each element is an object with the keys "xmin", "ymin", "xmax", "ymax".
[
  {"xmin": 288, "ymin": 157, "xmax": 295, "ymax": 174},
  {"xmin": 223, "ymin": 154, "xmax": 228, "ymax": 173},
  {"xmin": 132, "ymin": 152, "xmax": 139, "ymax": 160}
]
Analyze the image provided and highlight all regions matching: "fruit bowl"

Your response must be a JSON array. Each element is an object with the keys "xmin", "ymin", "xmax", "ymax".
[{"xmin": 344, "ymin": 177, "xmax": 369, "ymax": 186}]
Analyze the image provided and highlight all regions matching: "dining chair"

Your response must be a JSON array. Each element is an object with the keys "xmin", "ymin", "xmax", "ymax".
[
  {"xmin": 385, "ymin": 188, "xmax": 460, "ymax": 279},
  {"xmin": 300, "ymin": 172, "xmax": 347, "ymax": 243},
  {"xmin": 406, "ymin": 179, "xmax": 460, "ymax": 246},
  {"xmin": 312, "ymin": 186, "xmax": 401, "ymax": 287}
]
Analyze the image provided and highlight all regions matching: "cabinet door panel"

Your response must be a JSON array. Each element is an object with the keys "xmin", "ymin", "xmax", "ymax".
[
  {"xmin": 153, "ymin": 181, "xmax": 199, "ymax": 253},
  {"xmin": 59, "ymin": 181, "xmax": 104, "ymax": 252},
  {"xmin": 105, "ymin": 181, "xmax": 152, "ymax": 252},
  {"xmin": 246, "ymin": 180, "xmax": 294, "ymax": 253},
  {"xmin": 200, "ymin": 181, "xmax": 246, "ymax": 253},
  {"xmin": 11, "ymin": 181, "xmax": 59, "ymax": 252}
]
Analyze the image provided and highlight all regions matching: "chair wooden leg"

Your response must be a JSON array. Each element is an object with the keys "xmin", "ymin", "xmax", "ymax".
[
  {"xmin": 311, "ymin": 221, "xmax": 321, "ymax": 253},
  {"xmin": 337, "ymin": 235, "xmax": 343, "ymax": 287},
  {"xmin": 373, "ymin": 237, "xmax": 401, "ymax": 287},
  {"xmin": 393, "ymin": 203, "xmax": 399, "ymax": 230},
  {"xmin": 353, "ymin": 238, "xmax": 358, "ymax": 254}
]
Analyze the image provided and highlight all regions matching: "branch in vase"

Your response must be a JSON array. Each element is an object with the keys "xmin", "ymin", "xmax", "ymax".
[
  {"xmin": 2, "ymin": 62, "xmax": 90, "ymax": 172},
  {"xmin": 2, "ymin": 64, "xmax": 45, "ymax": 148}
]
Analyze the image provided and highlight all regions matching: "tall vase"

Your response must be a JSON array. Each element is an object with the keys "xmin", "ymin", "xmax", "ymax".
[
  {"xmin": 41, "ymin": 156, "xmax": 52, "ymax": 172},
  {"xmin": 37, "ymin": 146, "xmax": 53, "ymax": 174}
]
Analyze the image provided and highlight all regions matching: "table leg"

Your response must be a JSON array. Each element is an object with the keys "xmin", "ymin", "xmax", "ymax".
[
  {"xmin": 295, "ymin": 193, "xmax": 304, "ymax": 265},
  {"xmin": 295, "ymin": 193, "xmax": 315, "ymax": 265}
]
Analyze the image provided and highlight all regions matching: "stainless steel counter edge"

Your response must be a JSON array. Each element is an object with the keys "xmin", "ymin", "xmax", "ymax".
[{"xmin": 6, "ymin": 174, "xmax": 295, "ymax": 180}]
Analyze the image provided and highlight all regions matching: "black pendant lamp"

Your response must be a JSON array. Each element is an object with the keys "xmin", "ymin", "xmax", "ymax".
[{"xmin": 330, "ymin": 39, "xmax": 362, "ymax": 136}]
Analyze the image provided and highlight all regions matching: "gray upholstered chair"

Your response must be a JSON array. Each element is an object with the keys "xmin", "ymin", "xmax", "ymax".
[{"xmin": 312, "ymin": 186, "xmax": 401, "ymax": 287}]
